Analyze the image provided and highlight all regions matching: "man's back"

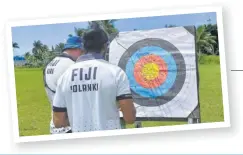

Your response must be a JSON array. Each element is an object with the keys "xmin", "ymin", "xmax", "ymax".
[
  {"xmin": 43, "ymin": 54, "xmax": 75, "ymax": 104},
  {"xmin": 43, "ymin": 53, "xmax": 75, "ymax": 134},
  {"xmin": 54, "ymin": 58, "xmax": 131, "ymax": 132}
]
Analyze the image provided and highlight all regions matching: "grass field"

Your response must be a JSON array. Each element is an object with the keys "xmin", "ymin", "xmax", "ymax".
[{"xmin": 15, "ymin": 64, "xmax": 224, "ymax": 136}]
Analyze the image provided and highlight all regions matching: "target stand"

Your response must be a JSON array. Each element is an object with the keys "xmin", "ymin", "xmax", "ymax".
[
  {"xmin": 120, "ymin": 104, "xmax": 200, "ymax": 129},
  {"xmin": 133, "ymin": 104, "xmax": 201, "ymax": 128},
  {"xmin": 108, "ymin": 26, "xmax": 201, "ymax": 129}
]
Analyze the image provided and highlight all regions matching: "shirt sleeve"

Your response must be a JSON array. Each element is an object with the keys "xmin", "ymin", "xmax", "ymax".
[
  {"xmin": 53, "ymin": 74, "xmax": 67, "ymax": 112},
  {"xmin": 116, "ymin": 68, "xmax": 133, "ymax": 101}
]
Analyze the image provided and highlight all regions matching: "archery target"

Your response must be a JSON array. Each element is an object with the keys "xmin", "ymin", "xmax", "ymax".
[
  {"xmin": 109, "ymin": 26, "xmax": 199, "ymax": 118},
  {"xmin": 118, "ymin": 38, "xmax": 186, "ymax": 107}
]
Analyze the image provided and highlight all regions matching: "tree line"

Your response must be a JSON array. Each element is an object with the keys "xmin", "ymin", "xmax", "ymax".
[{"xmin": 12, "ymin": 20, "xmax": 218, "ymax": 67}]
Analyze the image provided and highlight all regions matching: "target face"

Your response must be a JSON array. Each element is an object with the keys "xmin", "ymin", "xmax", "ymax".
[
  {"xmin": 118, "ymin": 38, "xmax": 186, "ymax": 107},
  {"xmin": 109, "ymin": 26, "xmax": 199, "ymax": 118}
]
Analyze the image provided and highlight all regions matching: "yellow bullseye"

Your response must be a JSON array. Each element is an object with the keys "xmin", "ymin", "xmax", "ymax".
[{"xmin": 142, "ymin": 63, "xmax": 159, "ymax": 80}]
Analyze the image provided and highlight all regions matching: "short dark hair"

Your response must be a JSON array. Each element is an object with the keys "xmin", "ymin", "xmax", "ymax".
[{"xmin": 83, "ymin": 29, "xmax": 108, "ymax": 52}]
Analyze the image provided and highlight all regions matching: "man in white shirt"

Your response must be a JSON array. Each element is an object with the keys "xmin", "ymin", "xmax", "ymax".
[
  {"xmin": 52, "ymin": 29, "xmax": 136, "ymax": 132},
  {"xmin": 43, "ymin": 36, "xmax": 84, "ymax": 134}
]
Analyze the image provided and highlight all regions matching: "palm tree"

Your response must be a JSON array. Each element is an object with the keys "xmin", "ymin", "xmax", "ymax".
[
  {"xmin": 51, "ymin": 46, "xmax": 55, "ymax": 52},
  {"xmin": 12, "ymin": 42, "xmax": 19, "ymax": 48},
  {"xmin": 42, "ymin": 44, "xmax": 50, "ymax": 64},
  {"xmin": 57, "ymin": 43, "xmax": 64, "ymax": 50},
  {"xmin": 24, "ymin": 52, "xmax": 30, "ymax": 59},
  {"xmin": 32, "ymin": 40, "xmax": 43, "ymax": 51},
  {"xmin": 24, "ymin": 52, "xmax": 32, "ymax": 66},
  {"xmin": 74, "ymin": 27, "xmax": 86, "ymax": 37},
  {"xmin": 27, "ymin": 55, "xmax": 39, "ymax": 67},
  {"xmin": 88, "ymin": 20, "xmax": 118, "ymax": 35},
  {"xmin": 32, "ymin": 40, "xmax": 44, "ymax": 60},
  {"xmin": 42, "ymin": 44, "xmax": 49, "ymax": 51},
  {"xmin": 205, "ymin": 24, "xmax": 219, "ymax": 55},
  {"xmin": 32, "ymin": 40, "xmax": 50, "ymax": 64},
  {"xmin": 54, "ymin": 43, "xmax": 65, "ymax": 54},
  {"xmin": 196, "ymin": 25, "xmax": 217, "ymax": 57},
  {"xmin": 100, "ymin": 20, "xmax": 118, "ymax": 34},
  {"xmin": 87, "ymin": 20, "xmax": 119, "ymax": 43}
]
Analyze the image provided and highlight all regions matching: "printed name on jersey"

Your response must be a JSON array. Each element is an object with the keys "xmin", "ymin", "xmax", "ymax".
[
  {"xmin": 49, "ymin": 59, "xmax": 60, "ymax": 66},
  {"xmin": 46, "ymin": 59, "xmax": 60, "ymax": 74},
  {"xmin": 46, "ymin": 68, "xmax": 54, "ymax": 74},
  {"xmin": 71, "ymin": 67, "xmax": 99, "ymax": 92},
  {"xmin": 71, "ymin": 67, "xmax": 97, "ymax": 81},
  {"xmin": 70, "ymin": 83, "xmax": 99, "ymax": 92}
]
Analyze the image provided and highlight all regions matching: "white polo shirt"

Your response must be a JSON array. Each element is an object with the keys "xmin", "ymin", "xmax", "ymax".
[
  {"xmin": 43, "ymin": 53, "xmax": 75, "ymax": 133},
  {"xmin": 53, "ymin": 53, "xmax": 132, "ymax": 132}
]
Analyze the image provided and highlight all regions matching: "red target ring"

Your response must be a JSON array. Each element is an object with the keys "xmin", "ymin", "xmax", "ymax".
[{"xmin": 134, "ymin": 54, "xmax": 168, "ymax": 88}]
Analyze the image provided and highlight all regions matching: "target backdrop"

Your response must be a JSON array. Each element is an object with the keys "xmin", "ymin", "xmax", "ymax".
[{"xmin": 109, "ymin": 26, "xmax": 199, "ymax": 118}]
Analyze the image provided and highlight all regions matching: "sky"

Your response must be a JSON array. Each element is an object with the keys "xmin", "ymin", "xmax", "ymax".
[{"xmin": 12, "ymin": 12, "xmax": 217, "ymax": 56}]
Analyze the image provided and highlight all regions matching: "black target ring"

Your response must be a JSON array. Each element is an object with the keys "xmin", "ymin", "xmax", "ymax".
[{"xmin": 118, "ymin": 38, "xmax": 186, "ymax": 107}]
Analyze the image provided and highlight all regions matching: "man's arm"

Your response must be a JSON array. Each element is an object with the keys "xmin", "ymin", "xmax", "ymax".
[
  {"xmin": 52, "ymin": 75, "xmax": 70, "ymax": 128},
  {"xmin": 118, "ymin": 98, "xmax": 136, "ymax": 124},
  {"xmin": 116, "ymin": 69, "xmax": 136, "ymax": 124},
  {"xmin": 53, "ymin": 111, "xmax": 69, "ymax": 128}
]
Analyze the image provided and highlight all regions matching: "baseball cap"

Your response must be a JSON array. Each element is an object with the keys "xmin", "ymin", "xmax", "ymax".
[{"xmin": 62, "ymin": 36, "xmax": 83, "ymax": 52}]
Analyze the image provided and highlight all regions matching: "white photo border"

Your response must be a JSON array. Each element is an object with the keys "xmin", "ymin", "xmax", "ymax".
[{"xmin": 5, "ymin": 6, "xmax": 230, "ymax": 143}]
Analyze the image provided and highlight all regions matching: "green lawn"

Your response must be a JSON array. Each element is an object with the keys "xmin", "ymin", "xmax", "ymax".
[{"xmin": 15, "ymin": 64, "xmax": 224, "ymax": 136}]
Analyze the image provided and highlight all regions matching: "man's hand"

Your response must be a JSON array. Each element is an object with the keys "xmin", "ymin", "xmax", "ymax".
[
  {"xmin": 119, "ymin": 99, "xmax": 136, "ymax": 124},
  {"xmin": 53, "ymin": 111, "xmax": 70, "ymax": 128}
]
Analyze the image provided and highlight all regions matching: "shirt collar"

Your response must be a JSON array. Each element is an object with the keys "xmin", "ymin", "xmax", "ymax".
[
  {"xmin": 76, "ymin": 52, "xmax": 104, "ymax": 62},
  {"xmin": 63, "ymin": 52, "xmax": 69, "ymax": 55},
  {"xmin": 59, "ymin": 52, "xmax": 76, "ymax": 62}
]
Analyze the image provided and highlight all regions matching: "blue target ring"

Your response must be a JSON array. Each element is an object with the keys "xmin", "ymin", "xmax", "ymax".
[
  {"xmin": 118, "ymin": 38, "xmax": 186, "ymax": 107},
  {"xmin": 126, "ymin": 46, "xmax": 177, "ymax": 98}
]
